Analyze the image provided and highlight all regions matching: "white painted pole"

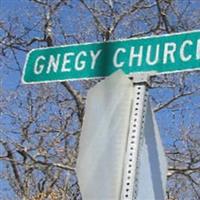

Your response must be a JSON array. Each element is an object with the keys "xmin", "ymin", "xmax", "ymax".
[{"xmin": 121, "ymin": 74, "xmax": 150, "ymax": 200}]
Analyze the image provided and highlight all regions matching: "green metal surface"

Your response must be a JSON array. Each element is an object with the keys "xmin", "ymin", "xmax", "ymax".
[{"xmin": 22, "ymin": 30, "xmax": 200, "ymax": 83}]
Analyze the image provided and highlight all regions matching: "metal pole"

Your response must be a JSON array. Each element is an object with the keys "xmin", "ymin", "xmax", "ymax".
[{"xmin": 121, "ymin": 74, "xmax": 150, "ymax": 200}]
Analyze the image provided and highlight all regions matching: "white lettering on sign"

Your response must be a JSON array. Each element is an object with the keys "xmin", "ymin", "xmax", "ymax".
[
  {"xmin": 180, "ymin": 40, "xmax": 193, "ymax": 62},
  {"xmin": 34, "ymin": 55, "xmax": 45, "ymax": 75},
  {"xmin": 113, "ymin": 48, "xmax": 126, "ymax": 68},
  {"xmin": 47, "ymin": 54, "xmax": 61, "ymax": 73},
  {"xmin": 146, "ymin": 45, "xmax": 160, "ymax": 65},
  {"xmin": 90, "ymin": 50, "xmax": 102, "ymax": 69},
  {"xmin": 75, "ymin": 51, "xmax": 87, "ymax": 71},
  {"xmin": 163, "ymin": 42, "xmax": 176, "ymax": 64},
  {"xmin": 61, "ymin": 52, "xmax": 75, "ymax": 72},
  {"xmin": 129, "ymin": 46, "xmax": 143, "ymax": 67},
  {"xmin": 197, "ymin": 39, "xmax": 200, "ymax": 60},
  {"xmin": 31, "ymin": 37, "xmax": 200, "ymax": 78}
]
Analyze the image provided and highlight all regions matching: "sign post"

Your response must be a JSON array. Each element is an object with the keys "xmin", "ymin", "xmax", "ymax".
[
  {"xmin": 75, "ymin": 71, "xmax": 167, "ymax": 200},
  {"xmin": 121, "ymin": 73, "xmax": 167, "ymax": 200},
  {"xmin": 121, "ymin": 74, "xmax": 150, "ymax": 200}
]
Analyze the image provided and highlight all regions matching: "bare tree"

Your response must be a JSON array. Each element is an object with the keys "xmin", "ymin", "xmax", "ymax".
[{"xmin": 0, "ymin": 0, "xmax": 200, "ymax": 199}]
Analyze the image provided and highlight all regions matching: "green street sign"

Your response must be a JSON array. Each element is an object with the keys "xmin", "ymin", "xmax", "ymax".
[{"xmin": 22, "ymin": 30, "xmax": 200, "ymax": 83}]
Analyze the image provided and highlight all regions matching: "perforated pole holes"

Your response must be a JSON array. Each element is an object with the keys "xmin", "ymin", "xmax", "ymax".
[{"xmin": 121, "ymin": 83, "xmax": 148, "ymax": 200}]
